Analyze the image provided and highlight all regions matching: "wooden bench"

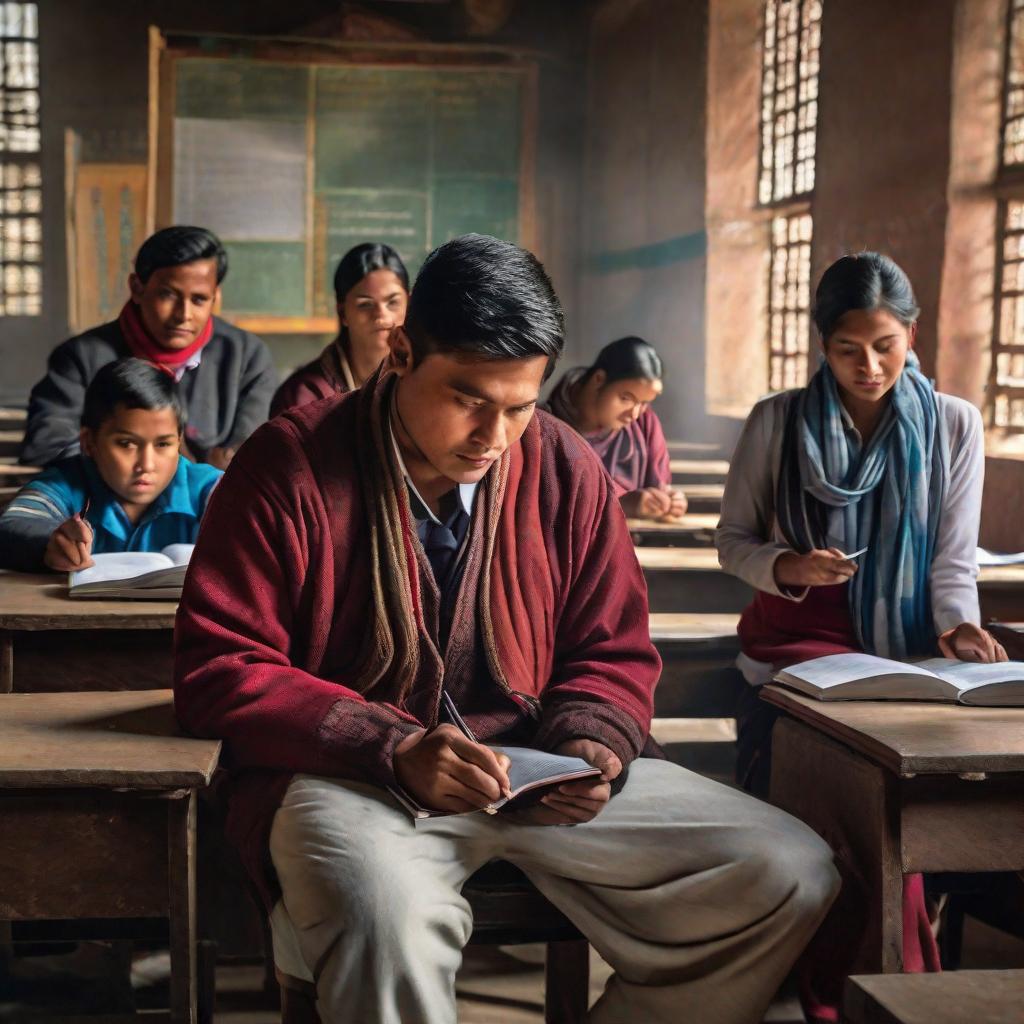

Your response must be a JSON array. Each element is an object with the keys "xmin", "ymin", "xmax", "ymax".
[
  {"xmin": 0, "ymin": 690, "xmax": 220, "ymax": 1023},
  {"xmin": 843, "ymin": 969, "xmax": 1024, "ymax": 1023},
  {"xmin": 636, "ymin": 546, "xmax": 752, "ymax": 614},
  {"xmin": 627, "ymin": 513, "xmax": 718, "ymax": 547},
  {"xmin": 669, "ymin": 458, "xmax": 730, "ymax": 485},
  {"xmin": 670, "ymin": 482, "xmax": 724, "ymax": 515}
]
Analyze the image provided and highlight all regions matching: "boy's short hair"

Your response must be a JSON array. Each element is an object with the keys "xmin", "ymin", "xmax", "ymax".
[
  {"xmin": 134, "ymin": 226, "xmax": 228, "ymax": 284},
  {"xmin": 403, "ymin": 234, "xmax": 564, "ymax": 371},
  {"xmin": 81, "ymin": 358, "xmax": 186, "ymax": 433}
]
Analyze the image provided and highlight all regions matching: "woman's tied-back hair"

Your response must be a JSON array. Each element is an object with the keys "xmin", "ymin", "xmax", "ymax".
[
  {"xmin": 582, "ymin": 335, "xmax": 664, "ymax": 388},
  {"xmin": 813, "ymin": 252, "xmax": 920, "ymax": 342},
  {"xmin": 403, "ymin": 234, "xmax": 564, "ymax": 372},
  {"xmin": 81, "ymin": 357, "xmax": 186, "ymax": 434},
  {"xmin": 333, "ymin": 242, "xmax": 410, "ymax": 304},
  {"xmin": 134, "ymin": 226, "xmax": 228, "ymax": 285}
]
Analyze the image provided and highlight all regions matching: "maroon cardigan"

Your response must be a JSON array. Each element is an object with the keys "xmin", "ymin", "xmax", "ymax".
[
  {"xmin": 174, "ymin": 391, "xmax": 660, "ymax": 902},
  {"xmin": 270, "ymin": 341, "xmax": 351, "ymax": 418}
]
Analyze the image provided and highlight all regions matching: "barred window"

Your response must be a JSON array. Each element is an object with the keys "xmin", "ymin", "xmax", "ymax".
[
  {"xmin": 1003, "ymin": 0, "xmax": 1024, "ymax": 167},
  {"xmin": 768, "ymin": 212, "xmax": 813, "ymax": 392},
  {"xmin": 990, "ymin": 200, "xmax": 1024, "ymax": 432},
  {"xmin": 758, "ymin": 0, "xmax": 822, "ymax": 205},
  {"xmin": 0, "ymin": 1, "xmax": 41, "ymax": 316}
]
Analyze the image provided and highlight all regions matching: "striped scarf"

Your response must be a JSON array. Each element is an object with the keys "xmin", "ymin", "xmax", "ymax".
[
  {"xmin": 775, "ymin": 353, "xmax": 948, "ymax": 658},
  {"xmin": 350, "ymin": 366, "xmax": 511, "ymax": 705}
]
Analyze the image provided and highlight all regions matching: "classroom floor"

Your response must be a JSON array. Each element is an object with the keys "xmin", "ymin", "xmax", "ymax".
[{"xmin": 3, "ymin": 916, "xmax": 1022, "ymax": 1022}]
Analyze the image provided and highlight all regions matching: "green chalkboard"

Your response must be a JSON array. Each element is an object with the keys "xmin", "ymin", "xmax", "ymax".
[
  {"xmin": 219, "ymin": 242, "xmax": 306, "ymax": 315},
  {"xmin": 176, "ymin": 59, "xmax": 308, "ymax": 121},
  {"xmin": 171, "ymin": 56, "xmax": 528, "ymax": 325}
]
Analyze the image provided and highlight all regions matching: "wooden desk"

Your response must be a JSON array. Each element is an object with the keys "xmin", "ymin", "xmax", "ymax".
[
  {"xmin": 763, "ymin": 685, "xmax": 1024, "ymax": 974},
  {"xmin": 0, "ymin": 572, "xmax": 178, "ymax": 693},
  {"xmin": 628, "ymin": 513, "xmax": 718, "ymax": 547},
  {"xmin": 670, "ymin": 482, "xmax": 724, "ymax": 514},
  {"xmin": 977, "ymin": 563, "xmax": 1024, "ymax": 620},
  {"xmin": 636, "ymin": 547, "xmax": 752, "ymax": 614},
  {"xmin": 844, "ymin": 970, "xmax": 1024, "ymax": 1024},
  {"xmin": 649, "ymin": 613, "xmax": 742, "ymax": 719},
  {"xmin": 669, "ymin": 458, "xmax": 730, "ymax": 484},
  {"xmin": 0, "ymin": 690, "xmax": 220, "ymax": 1023}
]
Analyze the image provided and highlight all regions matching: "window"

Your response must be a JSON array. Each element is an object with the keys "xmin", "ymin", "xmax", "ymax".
[
  {"xmin": 759, "ymin": 0, "xmax": 821, "ymax": 392},
  {"xmin": 768, "ymin": 212, "xmax": 813, "ymax": 392},
  {"xmin": 990, "ymin": 0, "xmax": 1024, "ymax": 434},
  {"xmin": 0, "ymin": 1, "xmax": 40, "ymax": 316},
  {"xmin": 759, "ymin": 0, "xmax": 822, "ymax": 206}
]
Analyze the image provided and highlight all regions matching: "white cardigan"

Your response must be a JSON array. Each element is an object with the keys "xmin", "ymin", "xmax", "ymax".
[{"xmin": 716, "ymin": 389, "xmax": 984, "ymax": 670}]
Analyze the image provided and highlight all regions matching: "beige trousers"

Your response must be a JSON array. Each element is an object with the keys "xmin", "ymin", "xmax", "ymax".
[{"xmin": 269, "ymin": 758, "xmax": 838, "ymax": 1024}]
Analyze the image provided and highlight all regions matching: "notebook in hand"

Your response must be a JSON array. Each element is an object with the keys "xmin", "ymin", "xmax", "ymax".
[
  {"xmin": 68, "ymin": 544, "xmax": 194, "ymax": 599},
  {"xmin": 390, "ymin": 691, "xmax": 602, "ymax": 822},
  {"xmin": 774, "ymin": 652, "xmax": 1024, "ymax": 707},
  {"xmin": 390, "ymin": 745, "xmax": 602, "ymax": 822}
]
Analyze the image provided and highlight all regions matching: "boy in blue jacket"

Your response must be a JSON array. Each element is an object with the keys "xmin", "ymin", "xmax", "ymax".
[{"xmin": 0, "ymin": 358, "xmax": 221, "ymax": 572}]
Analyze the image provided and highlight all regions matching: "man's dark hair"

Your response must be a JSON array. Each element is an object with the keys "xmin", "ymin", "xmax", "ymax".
[
  {"xmin": 134, "ymin": 226, "xmax": 228, "ymax": 284},
  {"xmin": 404, "ymin": 234, "xmax": 564, "ymax": 371},
  {"xmin": 81, "ymin": 358, "xmax": 186, "ymax": 434}
]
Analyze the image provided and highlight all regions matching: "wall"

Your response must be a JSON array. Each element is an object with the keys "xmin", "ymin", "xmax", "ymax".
[
  {"xmin": 576, "ymin": 0, "xmax": 710, "ymax": 442},
  {"xmin": 812, "ymin": 0, "xmax": 958, "ymax": 377},
  {"xmin": 1, "ymin": 0, "xmax": 589, "ymax": 406}
]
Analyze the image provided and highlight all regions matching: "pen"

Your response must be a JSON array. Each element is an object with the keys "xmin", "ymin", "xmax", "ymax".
[{"xmin": 840, "ymin": 546, "xmax": 868, "ymax": 561}]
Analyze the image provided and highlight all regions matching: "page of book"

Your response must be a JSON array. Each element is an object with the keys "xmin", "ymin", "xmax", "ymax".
[
  {"xmin": 161, "ymin": 543, "xmax": 195, "ymax": 566},
  {"xmin": 918, "ymin": 658, "xmax": 1024, "ymax": 691},
  {"xmin": 490, "ymin": 745, "xmax": 600, "ymax": 796},
  {"xmin": 774, "ymin": 652, "xmax": 961, "ymax": 701},
  {"xmin": 71, "ymin": 551, "xmax": 174, "ymax": 587}
]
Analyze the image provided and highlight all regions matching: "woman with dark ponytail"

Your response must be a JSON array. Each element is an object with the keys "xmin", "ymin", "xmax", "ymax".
[
  {"xmin": 717, "ymin": 251, "xmax": 1003, "ymax": 1019},
  {"xmin": 272, "ymin": 243, "xmax": 409, "ymax": 416},
  {"xmin": 545, "ymin": 336, "xmax": 687, "ymax": 520}
]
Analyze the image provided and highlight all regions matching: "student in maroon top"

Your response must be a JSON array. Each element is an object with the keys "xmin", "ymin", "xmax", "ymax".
[
  {"xmin": 544, "ymin": 335, "xmax": 687, "ymax": 520},
  {"xmin": 271, "ymin": 243, "xmax": 409, "ymax": 416},
  {"xmin": 175, "ymin": 235, "xmax": 837, "ymax": 1024}
]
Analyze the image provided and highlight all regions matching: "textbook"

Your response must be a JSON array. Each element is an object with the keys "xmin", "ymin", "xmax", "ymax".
[
  {"xmin": 390, "ymin": 691, "xmax": 602, "ymax": 822},
  {"xmin": 67, "ymin": 544, "xmax": 194, "ymax": 599},
  {"xmin": 774, "ymin": 652, "xmax": 1024, "ymax": 706}
]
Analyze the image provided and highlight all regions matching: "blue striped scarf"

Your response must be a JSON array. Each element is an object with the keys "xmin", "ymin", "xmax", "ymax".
[{"xmin": 775, "ymin": 353, "xmax": 948, "ymax": 658}]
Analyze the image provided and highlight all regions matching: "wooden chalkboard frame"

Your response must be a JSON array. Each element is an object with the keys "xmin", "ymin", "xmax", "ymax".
[{"xmin": 148, "ymin": 29, "xmax": 539, "ymax": 334}]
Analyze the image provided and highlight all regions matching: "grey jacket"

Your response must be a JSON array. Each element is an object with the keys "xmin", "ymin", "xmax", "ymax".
[{"xmin": 20, "ymin": 316, "xmax": 278, "ymax": 466}]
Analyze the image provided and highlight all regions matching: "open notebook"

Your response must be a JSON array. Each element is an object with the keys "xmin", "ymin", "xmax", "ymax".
[
  {"xmin": 774, "ymin": 652, "xmax": 1024, "ymax": 707},
  {"xmin": 68, "ymin": 544, "xmax": 194, "ymax": 599},
  {"xmin": 390, "ymin": 692, "xmax": 602, "ymax": 823}
]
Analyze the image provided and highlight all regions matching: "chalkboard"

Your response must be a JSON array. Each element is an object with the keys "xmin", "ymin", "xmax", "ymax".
[{"xmin": 168, "ymin": 55, "xmax": 530, "ymax": 327}]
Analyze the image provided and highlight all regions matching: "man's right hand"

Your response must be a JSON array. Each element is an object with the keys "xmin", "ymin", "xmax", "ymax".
[
  {"xmin": 394, "ymin": 724, "xmax": 512, "ymax": 813},
  {"xmin": 44, "ymin": 515, "xmax": 95, "ymax": 571},
  {"xmin": 773, "ymin": 547, "xmax": 857, "ymax": 588}
]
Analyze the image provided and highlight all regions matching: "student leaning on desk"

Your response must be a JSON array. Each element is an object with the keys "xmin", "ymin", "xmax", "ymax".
[
  {"xmin": 0, "ymin": 358, "xmax": 221, "ymax": 573},
  {"xmin": 716, "ymin": 251, "xmax": 1007, "ymax": 1023}
]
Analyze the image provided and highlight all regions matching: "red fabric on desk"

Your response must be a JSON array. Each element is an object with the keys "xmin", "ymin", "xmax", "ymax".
[{"xmin": 736, "ymin": 582, "xmax": 941, "ymax": 1022}]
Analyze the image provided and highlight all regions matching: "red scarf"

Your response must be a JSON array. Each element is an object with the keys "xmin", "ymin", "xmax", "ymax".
[{"xmin": 117, "ymin": 300, "xmax": 214, "ymax": 374}]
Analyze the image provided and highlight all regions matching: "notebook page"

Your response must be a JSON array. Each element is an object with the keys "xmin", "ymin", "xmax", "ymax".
[
  {"xmin": 161, "ymin": 543, "xmax": 195, "ymax": 567},
  {"xmin": 70, "ymin": 551, "xmax": 173, "ymax": 587},
  {"xmin": 490, "ymin": 745, "xmax": 599, "ymax": 795}
]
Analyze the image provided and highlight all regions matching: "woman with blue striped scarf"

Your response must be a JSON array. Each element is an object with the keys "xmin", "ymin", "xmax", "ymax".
[{"xmin": 716, "ymin": 251, "xmax": 1005, "ymax": 1022}]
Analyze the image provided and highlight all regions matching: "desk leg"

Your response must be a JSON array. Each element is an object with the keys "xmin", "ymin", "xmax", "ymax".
[
  {"xmin": 168, "ymin": 791, "xmax": 198, "ymax": 1024},
  {"xmin": 0, "ymin": 631, "xmax": 12, "ymax": 694},
  {"xmin": 771, "ymin": 717, "xmax": 903, "ymax": 973}
]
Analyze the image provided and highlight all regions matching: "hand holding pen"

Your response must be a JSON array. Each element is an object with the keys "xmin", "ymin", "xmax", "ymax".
[
  {"xmin": 43, "ymin": 497, "xmax": 96, "ymax": 572},
  {"xmin": 773, "ymin": 545, "xmax": 865, "ymax": 588}
]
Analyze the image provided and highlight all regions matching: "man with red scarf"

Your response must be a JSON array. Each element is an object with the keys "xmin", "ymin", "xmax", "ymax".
[
  {"xmin": 20, "ymin": 226, "xmax": 276, "ymax": 469},
  {"xmin": 175, "ymin": 234, "xmax": 839, "ymax": 1024}
]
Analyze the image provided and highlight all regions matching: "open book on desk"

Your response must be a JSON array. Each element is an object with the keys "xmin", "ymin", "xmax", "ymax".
[
  {"xmin": 774, "ymin": 652, "xmax": 1024, "ymax": 707},
  {"xmin": 390, "ymin": 692, "xmax": 602, "ymax": 823},
  {"xmin": 68, "ymin": 544, "xmax": 194, "ymax": 599}
]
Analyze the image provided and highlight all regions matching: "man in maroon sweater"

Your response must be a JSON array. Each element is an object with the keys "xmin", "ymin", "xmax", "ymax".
[{"xmin": 174, "ymin": 234, "xmax": 837, "ymax": 1024}]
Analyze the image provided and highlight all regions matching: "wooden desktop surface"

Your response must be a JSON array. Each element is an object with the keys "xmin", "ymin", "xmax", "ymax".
[
  {"xmin": 626, "ymin": 513, "xmax": 718, "ymax": 533},
  {"xmin": 0, "ymin": 689, "xmax": 219, "ymax": 789},
  {"xmin": 635, "ymin": 547, "xmax": 722, "ymax": 570},
  {"xmin": 762, "ymin": 684, "xmax": 1024, "ymax": 776},
  {"xmin": 648, "ymin": 612, "xmax": 739, "ymax": 641},
  {"xmin": 0, "ymin": 571, "xmax": 178, "ymax": 630}
]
